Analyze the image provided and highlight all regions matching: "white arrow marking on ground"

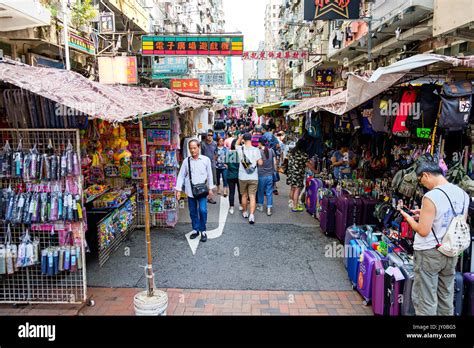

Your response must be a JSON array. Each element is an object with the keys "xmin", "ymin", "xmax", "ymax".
[{"xmin": 185, "ymin": 196, "xmax": 230, "ymax": 255}]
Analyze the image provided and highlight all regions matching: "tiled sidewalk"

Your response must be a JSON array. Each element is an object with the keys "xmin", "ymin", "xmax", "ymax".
[{"xmin": 0, "ymin": 288, "xmax": 373, "ymax": 316}]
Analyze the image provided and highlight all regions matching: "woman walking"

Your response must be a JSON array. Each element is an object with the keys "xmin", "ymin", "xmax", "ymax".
[
  {"xmin": 257, "ymin": 138, "xmax": 277, "ymax": 216},
  {"xmin": 215, "ymin": 137, "xmax": 229, "ymax": 197},
  {"xmin": 225, "ymin": 139, "xmax": 242, "ymax": 215},
  {"xmin": 286, "ymin": 136, "xmax": 311, "ymax": 212}
]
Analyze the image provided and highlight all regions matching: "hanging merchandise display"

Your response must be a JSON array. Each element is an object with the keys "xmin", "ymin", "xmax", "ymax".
[{"xmin": 0, "ymin": 128, "xmax": 86, "ymax": 304}]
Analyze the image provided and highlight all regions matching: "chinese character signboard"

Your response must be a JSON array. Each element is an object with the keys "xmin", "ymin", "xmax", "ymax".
[
  {"xmin": 152, "ymin": 57, "xmax": 188, "ymax": 79},
  {"xmin": 304, "ymin": 0, "xmax": 360, "ymax": 21},
  {"xmin": 248, "ymin": 80, "xmax": 277, "ymax": 88},
  {"xmin": 315, "ymin": 69, "xmax": 334, "ymax": 87},
  {"xmin": 242, "ymin": 51, "xmax": 308, "ymax": 60},
  {"xmin": 98, "ymin": 56, "xmax": 138, "ymax": 84},
  {"xmin": 170, "ymin": 79, "xmax": 200, "ymax": 93},
  {"xmin": 142, "ymin": 35, "xmax": 243, "ymax": 56},
  {"xmin": 68, "ymin": 32, "xmax": 95, "ymax": 55},
  {"xmin": 197, "ymin": 72, "xmax": 227, "ymax": 85}
]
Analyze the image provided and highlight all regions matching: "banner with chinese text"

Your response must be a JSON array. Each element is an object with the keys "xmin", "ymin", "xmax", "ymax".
[
  {"xmin": 242, "ymin": 51, "xmax": 308, "ymax": 60},
  {"xmin": 142, "ymin": 35, "xmax": 243, "ymax": 56},
  {"xmin": 170, "ymin": 79, "xmax": 200, "ymax": 93},
  {"xmin": 248, "ymin": 80, "xmax": 277, "ymax": 88}
]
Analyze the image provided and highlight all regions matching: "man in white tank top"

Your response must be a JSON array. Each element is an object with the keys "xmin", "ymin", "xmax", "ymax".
[{"xmin": 400, "ymin": 161, "xmax": 470, "ymax": 316}]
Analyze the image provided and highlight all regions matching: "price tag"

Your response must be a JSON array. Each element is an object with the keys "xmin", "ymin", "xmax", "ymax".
[{"xmin": 416, "ymin": 128, "xmax": 431, "ymax": 139}]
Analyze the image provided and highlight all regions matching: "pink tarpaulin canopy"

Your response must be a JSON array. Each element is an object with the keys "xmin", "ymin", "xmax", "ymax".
[
  {"xmin": 287, "ymin": 54, "xmax": 474, "ymax": 118},
  {"xmin": 0, "ymin": 60, "xmax": 214, "ymax": 122}
]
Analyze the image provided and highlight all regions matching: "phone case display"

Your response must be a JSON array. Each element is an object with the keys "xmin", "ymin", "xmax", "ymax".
[
  {"xmin": 97, "ymin": 194, "xmax": 136, "ymax": 258},
  {"xmin": 0, "ymin": 129, "xmax": 86, "ymax": 304}
]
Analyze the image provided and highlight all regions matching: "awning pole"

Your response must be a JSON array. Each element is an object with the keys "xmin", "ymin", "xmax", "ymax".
[{"xmin": 139, "ymin": 115, "xmax": 154, "ymax": 296}]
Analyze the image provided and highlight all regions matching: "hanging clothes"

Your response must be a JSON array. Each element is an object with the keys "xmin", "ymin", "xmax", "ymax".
[{"xmin": 392, "ymin": 89, "xmax": 418, "ymax": 134}]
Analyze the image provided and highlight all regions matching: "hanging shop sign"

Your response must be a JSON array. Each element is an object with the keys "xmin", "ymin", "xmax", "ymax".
[
  {"xmin": 141, "ymin": 35, "xmax": 244, "ymax": 56},
  {"xmin": 170, "ymin": 78, "xmax": 200, "ymax": 93},
  {"xmin": 197, "ymin": 72, "xmax": 226, "ymax": 85},
  {"xmin": 242, "ymin": 51, "xmax": 308, "ymax": 60},
  {"xmin": 304, "ymin": 0, "xmax": 361, "ymax": 21},
  {"xmin": 30, "ymin": 53, "xmax": 64, "ymax": 69},
  {"xmin": 249, "ymin": 79, "xmax": 277, "ymax": 88},
  {"xmin": 99, "ymin": 12, "xmax": 115, "ymax": 33},
  {"xmin": 67, "ymin": 32, "xmax": 95, "ymax": 55},
  {"xmin": 315, "ymin": 69, "xmax": 335, "ymax": 87},
  {"xmin": 152, "ymin": 57, "xmax": 189, "ymax": 79},
  {"xmin": 98, "ymin": 56, "xmax": 138, "ymax": 84}
]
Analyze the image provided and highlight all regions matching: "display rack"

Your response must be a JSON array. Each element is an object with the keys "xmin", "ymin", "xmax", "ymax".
[{"xmin": 0, "ymin": 129, "xmax": 86, "ymax": 304}]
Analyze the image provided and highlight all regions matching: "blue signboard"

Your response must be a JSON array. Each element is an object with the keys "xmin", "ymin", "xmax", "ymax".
[
  {"xmin": 152, "ymin": 57, "xmax": 188, "ymax": 79},
  {"xmin": 249, "ymin": 79, "xmax": 276, "ymax": 88}
]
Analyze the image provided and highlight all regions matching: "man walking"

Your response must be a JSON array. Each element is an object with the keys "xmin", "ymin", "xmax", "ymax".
[
  {"xmin": 236, "ymin": 133, "xmax": 263, "ymax": 224},
  {"xmin": 400, "ymin": 161, "xmax": 470, "ymax": 315},
  {"xmin": 201, "ymin": 129, "xmax": 218, "ymax": 204},
  {"xmin": 176, "ymin": 140, "xmax": 215, "ymax": 243}
]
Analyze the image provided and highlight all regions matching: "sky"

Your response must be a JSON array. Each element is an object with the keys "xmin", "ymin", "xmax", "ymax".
[{"xmin": 222, "ymin": 0, "xmax": 267, "ymax": 82}]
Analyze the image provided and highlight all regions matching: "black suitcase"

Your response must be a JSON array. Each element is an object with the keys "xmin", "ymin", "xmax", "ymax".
[{"xmin": 454, "ymin": 272, "xmax": 464, "ymax": 316}]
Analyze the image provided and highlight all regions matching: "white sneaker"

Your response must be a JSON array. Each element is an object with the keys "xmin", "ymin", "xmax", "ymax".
[
  {"xmin": 256, "ymin": 205, "xmax": 264, "ymax": 212},
  {"xmin": 243, "ymin": 211, "xmax": 249, "ymax": 219},
  {"xmin": 267, "ymin": 208, "xmax": 272, "ymax": 216},
  {"xmin": 229, "ymin": 207, "xmax": 235, "ymax": 215},
  {"xmin": 249, "ymin": 214, "xmax": 255, "ymax": 224},
  {"xmin": 239, "ymin": 205, "xmax": 243, "ymax": 211}
]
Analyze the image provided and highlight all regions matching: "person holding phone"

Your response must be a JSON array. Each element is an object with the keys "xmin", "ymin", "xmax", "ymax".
[{"xmin": 331, "ymin": 143, "xmax": 356, "ymax": 179}]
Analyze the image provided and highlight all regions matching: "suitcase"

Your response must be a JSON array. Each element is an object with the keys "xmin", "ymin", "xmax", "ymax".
[
  {"xmin": 316, "ymin": 188, "xmax": 332, "ymax": 220},
  {"xmin": 335, "ymin": 196, "xmax": 363, "ymax": 242},
  {"xmin": 306, "ymin": 179, "xmax": 323, "ymax": 216},
  {"xmin": 347, "ymin": 239, "xmax": 368, "ymax": 288},
  {"xmin": 320, "ymin": 196, "xmax": 337, "ymax": 236},
  {"xmin": 464, "ymin": 273, "xmax": 474, "ymax": 316},
  {"xmin": 344, "ymin": 225, "xmax": 372, "ymax": 268},
  {"xmin": 454, "ymin": 272, "xmax": 464, "ymax": 316},
  {"xmin": 372, "ymin": 260, "xmax": 404, "ymax": 316},
  {"xmin": 357, "ymin": 250, "xmax": 383, "ymax": 304},
  {"xmin": 361, "ymin": 198, "xmax": 379, "ymax": 225},
  {"xmin": 400, "ymin": 264, "xmax": 415, "ymax": 316}
]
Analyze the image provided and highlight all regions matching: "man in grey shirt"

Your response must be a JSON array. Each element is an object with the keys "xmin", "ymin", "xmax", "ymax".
[
  {"xmin": 400, "ymin": 161, "xmax": 470, "ymax": 316},
  {"xmin": 201, "ymin": 129, "xmax": 217, "ymax": 204}
]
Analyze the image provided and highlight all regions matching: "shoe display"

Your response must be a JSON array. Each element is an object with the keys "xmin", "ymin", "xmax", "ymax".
[
  {"xmin": 190, "ymin": 231, "xmax": 200, "ymax": 239},
  {"xmin": 200, "ymin": 233, "xmax": 207, "ymax": 242},
  {"xmin": 229, "ymin": 207, "xmax": 234, "ymax": 215},
  {"xmin": 249, "ymin": 215, "xmax": 255, "ymax": 224},
  {"xmin": 267, "ymin": 208, "xmax": 272, "ymax": 216}
]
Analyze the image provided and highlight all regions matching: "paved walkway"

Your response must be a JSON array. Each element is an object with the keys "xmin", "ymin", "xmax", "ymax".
[{"xmin": 0, "ymin": 288, "xmax": 373, "ymax": 316}]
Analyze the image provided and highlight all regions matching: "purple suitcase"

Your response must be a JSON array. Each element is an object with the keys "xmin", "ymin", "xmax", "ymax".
[
  {"xmin": 344, "ymin": 225, "xmax": 371, "ymax": 268},
  {"xmin": 361, "ymin": 198, "xmax": 379, "ymax": 225},
  {"xmin": 372, "ymin": 260, "xmax": 405, "ymax": 316},
  {"xmin": 464, "ymin": 273, "xmax": 474, "ymax": 316},
  {"xmin": 357, "ymin": 250, "xmax": 382, "ymax": 304},
  {"xmin": 316, "ymin": 188, "xmax": 332, "ymax": 220},
  {"xmin": 306, "ymin": 179, "xmax": 323, "ymax": 215},
  {"xmin": 335, "ymin": 196, "xmax": 363, "ymax": 242},
  {"xmin": 320, "ymin": 196, "xmax": 337, "ymax": 236}
]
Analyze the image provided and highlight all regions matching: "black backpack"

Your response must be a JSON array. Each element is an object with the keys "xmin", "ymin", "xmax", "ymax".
[{"xmin": 406, "ymin": 84, "xmax": 440, "ymax": 132}]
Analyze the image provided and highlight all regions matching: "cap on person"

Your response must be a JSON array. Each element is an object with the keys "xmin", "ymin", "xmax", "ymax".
[{"xmin": 243, "ymin": 133, "xmax": 252, "ymax": 141}]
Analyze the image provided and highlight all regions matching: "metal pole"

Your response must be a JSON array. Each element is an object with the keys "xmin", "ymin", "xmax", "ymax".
[
  {"xmin": 139, "ymin": 116, "xmax": 155, "ymax": 297},
  {"xmin": 62, "ymin": 0, "xmax": 71, "ymax": 70},
  {"xmin": 367, "ymin": 17, "xmax": 372, "ymax": 62}
]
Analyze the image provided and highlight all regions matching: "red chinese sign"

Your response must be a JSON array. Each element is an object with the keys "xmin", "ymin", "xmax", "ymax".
[
  {"xmin": 170, "ymin": 79, "xmax": 200, "ymax": 93},
  {"xmin": 242, "ymin": 51, "xmax": 308, "ymax": 60}
]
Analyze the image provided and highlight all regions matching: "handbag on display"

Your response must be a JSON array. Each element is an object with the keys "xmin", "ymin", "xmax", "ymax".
[
  {"xmin": 187, "ymin": 157, "xmax": 209, "ymax": 199},
  {"xmin": 439, "ymin": 80, "xmax": 472, "ymax": 131}
]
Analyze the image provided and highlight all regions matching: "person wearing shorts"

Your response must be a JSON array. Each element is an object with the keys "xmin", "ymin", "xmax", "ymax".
[{"xmin": 236, "ymin": 133, "xmax": 263, "ymax": 225}]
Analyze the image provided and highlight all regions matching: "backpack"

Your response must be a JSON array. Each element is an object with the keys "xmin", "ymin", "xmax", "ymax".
[
  {"xmin": 392, "ymin": 164, "xmax": 418, "ymax": 198},
  {"xmin": 431, "ymin": 188, "xmax": 470, "ymax": 257},
  {"xmin": 392, "ymin": 89, "xmax": 417, "ymax": 137},
  {"xmin": 406, "ymin": 84, "xmax": 440, "ymax": 132},
  {"xmin": 439, "ymin": 80, "xmax": 472, "ymax": 131}
]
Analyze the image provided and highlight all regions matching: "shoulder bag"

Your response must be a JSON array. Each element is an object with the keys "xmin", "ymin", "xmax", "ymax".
[{"xmin": 188, "ymin": 157, "xmax": 209, "ymax": 199}]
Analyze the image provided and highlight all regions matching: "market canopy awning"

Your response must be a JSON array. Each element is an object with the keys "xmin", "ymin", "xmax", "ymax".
[
  {"xmin": 0, "ymin": 59, "xmax": 215, "ymax": 122},
  {"xmin": 255, "ymin": 102, "xmax": 282, "ymax": 116},
  {"xmin": 287, "ymin": 54, "xmax": 474, "ymax": 118}
]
